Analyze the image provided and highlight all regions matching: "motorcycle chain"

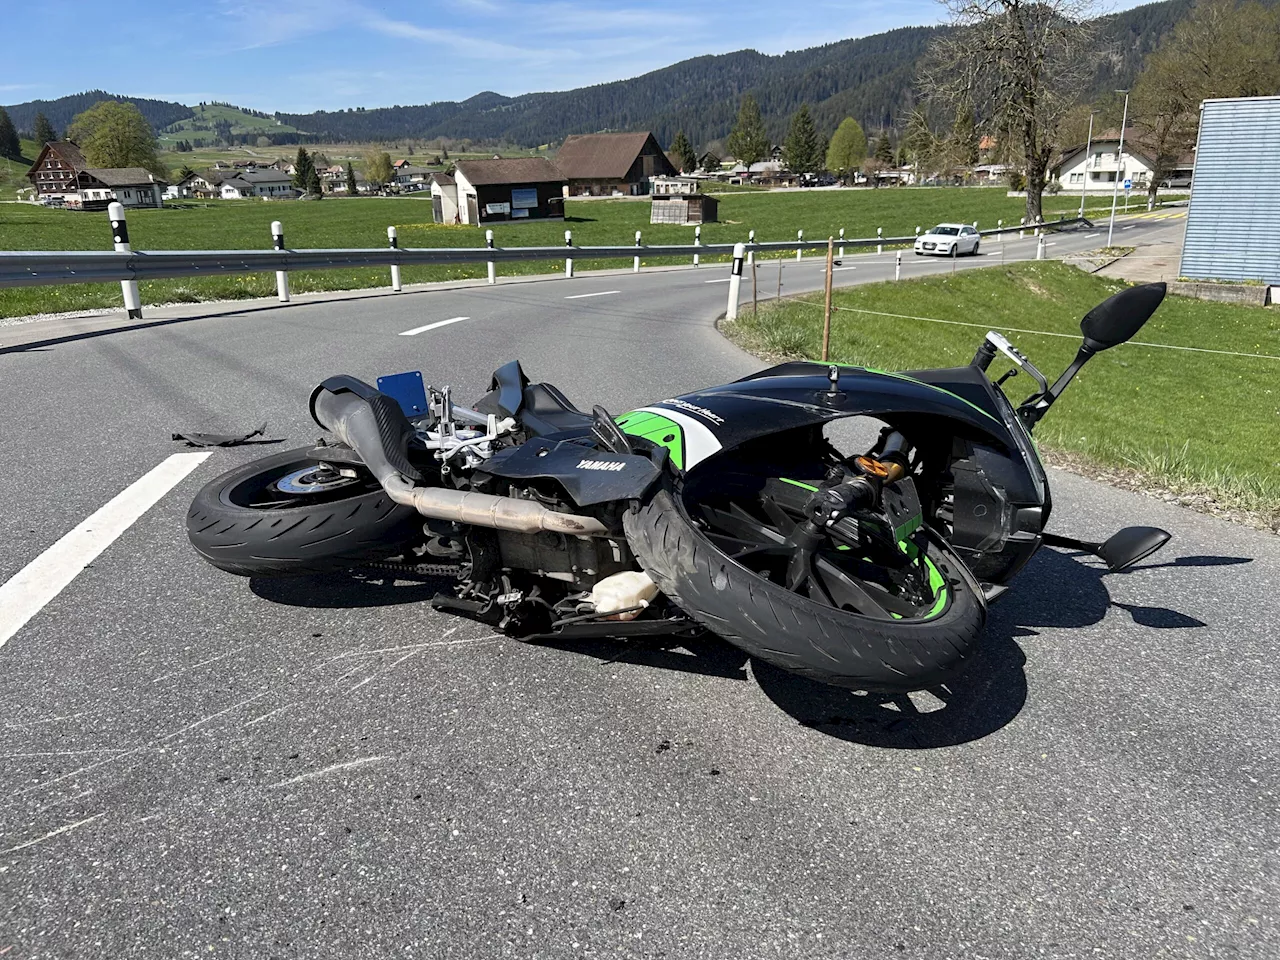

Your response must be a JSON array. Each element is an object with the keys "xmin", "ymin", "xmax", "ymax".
[{"xmin": 356, "ymin": 559, "xmax": 464, "ymax": 579}]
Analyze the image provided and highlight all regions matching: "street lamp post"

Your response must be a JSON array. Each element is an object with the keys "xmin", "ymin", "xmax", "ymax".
[
  {"xmin": 1079, "ymin": 112, "xmax": 1094, "ymax": 218},
  {"xmin": 1107, "ymin": 91, "xmax": 1130, "ymax": 248}
]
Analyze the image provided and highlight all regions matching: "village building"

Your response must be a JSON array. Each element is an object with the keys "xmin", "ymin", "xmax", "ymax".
[
  {"xmin": 429, "ymin": 173, "xmax": 460, "ymax": 223},
  {"xmin": 442, "ymin": 158, "xmax": 566, "ymax": 225},
  {"xmin": 165, "ymin": 171, "xmax": 222, "ymax": 200},
  {"xmin": 553, "ymin": 132, "xmax": 677, "ymax": 197},
  {"xmin": 392, "ymin": 165, "xmax": 433, "ymax": 193},
  {"xmin": 25, "ymin": 141, "xmax": 166, "ymax": 210},
  {"xmin": 219, "ymin": 169, "xmax": 297, "ymax": 199},
  {"xmin": 649, "ymin": 177, "xmax": 718, "ymax": 224},
  {"xmin": 1052, "ymin": 130, "xmax": 1194, "ymax": 193}
]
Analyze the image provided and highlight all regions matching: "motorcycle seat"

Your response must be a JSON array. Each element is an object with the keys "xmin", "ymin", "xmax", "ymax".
[{"xmin": 520, "ymin": 382, "xmax": 592, "ymax": 437}]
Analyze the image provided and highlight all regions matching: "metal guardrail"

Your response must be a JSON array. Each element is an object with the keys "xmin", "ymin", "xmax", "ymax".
[{"xmin": 0, "ymin": 218, "xmax": 1093, "ymax": 289}]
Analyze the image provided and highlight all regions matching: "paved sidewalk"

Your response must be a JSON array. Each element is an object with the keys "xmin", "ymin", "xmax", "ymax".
[{"xmin": 1095, "ymin": 217, "xmax": 1186, "ymax": 284}]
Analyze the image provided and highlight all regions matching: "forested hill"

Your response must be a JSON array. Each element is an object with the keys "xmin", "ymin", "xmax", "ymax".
[
  {"xmin": 3, "ymin": 91, "xmax": 192, "ymax": 136},
  {"xmin": 4, "ymin": 0, "xmax": 1264, "ymax": 149}
]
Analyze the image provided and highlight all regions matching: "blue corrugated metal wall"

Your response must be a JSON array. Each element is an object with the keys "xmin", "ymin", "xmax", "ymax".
[{"xmin": 1180, "ymin": 96, "xmax": 1280, "ymax": 285}]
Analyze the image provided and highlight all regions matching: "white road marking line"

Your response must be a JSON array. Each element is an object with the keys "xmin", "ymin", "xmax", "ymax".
[
  {"xmin": 1085, "ymin": 233, "xmax": 1101, "ymax": 238},
  {"xmin": 832, "ymin": 266, "xmax": 858, "ymax": 271},
  {"xmin": 1122, "ymin": 225, "xmax": 1136, "ymax": 230},
  {"xmin": 704, "ymin": 278, "xmax": 732, "ymax": 283},
  {"xmin": 564, "ymin": 290, "xmax": 620, "ymax": 299},
  {"xmin": 269, "ymin": 756, "xmax": 386, "ymax": 789},
  {"xmin": 0, "ymin": 452, "xmax": 211, "ymax": 650},
  {"xmin": 399, "ymin": 316, "xmax": 469, "ymax": 336},
  {"xmin": 2, "ymin": 812, "xmax": 105, "ymax": 854}
]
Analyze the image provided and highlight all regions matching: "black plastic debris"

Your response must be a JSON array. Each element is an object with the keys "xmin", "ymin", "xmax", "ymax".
[{"xmin": 171, "ymin": 423, "xmax": 283, "ymax": 447}]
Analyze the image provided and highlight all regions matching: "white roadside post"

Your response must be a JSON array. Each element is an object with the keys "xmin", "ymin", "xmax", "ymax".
[
  {"xmin": 107, "ymin": 202, "xmax": 143, "ymax": 319},
  {"xmin": 838, "ymin": 227, "xmax": 845, "ymax": 261},
  {"xmin": 1019, "ymin": 217, "xmax": 1026, "ymax": 239},
  {"xmin": 485, "ymin": 229, "xmax": 496, "ymax": 284},
  {"xmin": 895, "ymin": 250, "xmax": 902, "ymax": 281},
  {"xmin": 271, "ymin": 219, "xmax": 290, "ymax": 302},
  {"xmin": 564, "ymin": 229, "xmax": 574, "ymax": 278},
  {"xmin": 997, "ymin": 219, "xmax": 1003, "ymax": 240},
  {"xmin": 972, "ymin": 220, "xmax": 978, "ymax": 231},
  {"xmin": 877, "ymin": 227, "xmax": 883, "ymax": 255},
  {"xmin": 796, "ymin": 229, "xmax": 804, "ymax": 261},
  {"xmin": 747, "ymin": 229, "xmax": 756, "ymax": 266},
  {"xmin": 633, "ymin": 230, "xmax": 641, "ymax": 273},
  {"xmin": 1037, "ymin": 235, "xmax": 1046, "ymax": 260},
  {"xmin": 726, "ymin": 242, "xmax": 745, "ymax": 320},
  {"xmin": 387, "ymin": 226, "xmax": 402, "ymax": 293},
  {"xmin": 693, "ymin": 225, "xmax": 701, "ymax": 267}
]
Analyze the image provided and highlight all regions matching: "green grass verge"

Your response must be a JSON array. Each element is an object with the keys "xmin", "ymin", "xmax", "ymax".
[{"xmin": 722, "ymin": 261, "xmax": 1280, "ymax": 522}]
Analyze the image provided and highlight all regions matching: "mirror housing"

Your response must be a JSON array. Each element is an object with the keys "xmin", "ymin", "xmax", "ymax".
[{"xmin": 1080, "ymin": 282, "xmax": 1166, "ymax": 351}]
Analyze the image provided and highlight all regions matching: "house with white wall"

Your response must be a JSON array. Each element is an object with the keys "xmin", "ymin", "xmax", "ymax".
[
  {"xmin": 220, "ymin": 169, "xmax": 296, "ymax": 199},
  {"xmin": 1052, "ymin": 130, "xmax": 1194, "ymax": 193}
]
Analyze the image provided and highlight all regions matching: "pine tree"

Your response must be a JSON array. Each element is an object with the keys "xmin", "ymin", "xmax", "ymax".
[
  {"xmin": 782, "ymin": 104, "xmax": 823, "ymax": 175},
  {"xmin": 0, "ymin": 108, "xmax": 24, "ymax": 161},
  {"xmin": 306, "ymin": 167, "xmax": 322, "ymax": 197},
  {"xmin": 345, "ymin": 161, "xmax": 358, "ymax": 195},
  {"xmin": 726, "ymin": 95, "xmax": 770, "ymax": 173},
  {"xmin": 32, "ymin": 112, "xmax": 56, "ymax": 147},
  {"xmin": 293, "ymin": 148, "xmax": 318, "ymax": 191},
  {"xmin": 669, "ymin": 130, "xmax": 696, "ymax": 173},
  {"xmin": 874, "ymin": 131, "xmax": 894, "ymax": 165}
]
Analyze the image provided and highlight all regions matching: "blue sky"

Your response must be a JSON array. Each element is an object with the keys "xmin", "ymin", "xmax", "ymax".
[{"xmin": 4, "ymin": 0, "xmax": 1152, "ymax": 113}]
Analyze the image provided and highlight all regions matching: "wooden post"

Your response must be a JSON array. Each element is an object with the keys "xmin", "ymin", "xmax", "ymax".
[
  {"xmin": 777, "ymin": 257, "xmax": 783, "ymax": 299},
  {"xmin": 751, "ymin": 256, "xmax": 758, "ymax": 316},
  {"xmin": 821, "ymin": 238, "xmax": 835, "ymax": 362}
]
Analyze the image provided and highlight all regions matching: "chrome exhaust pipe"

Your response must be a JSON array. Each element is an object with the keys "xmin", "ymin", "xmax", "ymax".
[
  {"xmin": 383, "ymin": 476, "xmax": 608, "ymax": 537},
  {"xmin": 310, "ymin": 376, "xmax": 608, "ymax": 538}
]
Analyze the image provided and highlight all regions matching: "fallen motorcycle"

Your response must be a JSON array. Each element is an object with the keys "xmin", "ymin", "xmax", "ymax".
[{"xmin": 188, "ymin": 283, "xmax": 1172, "ymax": 691}]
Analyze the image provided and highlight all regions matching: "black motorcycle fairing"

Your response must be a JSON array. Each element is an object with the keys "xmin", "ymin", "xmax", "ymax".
[
  {"xmin": 474, "ymin": 361, "xmax": 594, "ymax": 437},
  {"xmin": 481, "ymin": 435, "xmax": 662, "ymax": 507},
  {"xmin": 474, "ymin": 360, "xmax": 529, "ymax": 419}
]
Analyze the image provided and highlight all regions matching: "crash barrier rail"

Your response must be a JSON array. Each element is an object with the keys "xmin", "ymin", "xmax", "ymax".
[{"xmin": 0, "ymin": 202, "xmax": 1093, "ymax": 318}]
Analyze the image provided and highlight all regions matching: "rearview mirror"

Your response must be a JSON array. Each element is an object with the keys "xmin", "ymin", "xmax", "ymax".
[{"xmin": 1080, "ymin": 282, "xmax": 1166, "ymax": 351}]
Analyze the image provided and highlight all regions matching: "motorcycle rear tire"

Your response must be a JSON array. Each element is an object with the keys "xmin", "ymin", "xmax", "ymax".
[
  {"xmin": 187, "ymin": 448, "xmax": 422, "ymax": 577},
  {"xmin": 624, "ymin": 481, "xmax": 986, "ymax": 692}
]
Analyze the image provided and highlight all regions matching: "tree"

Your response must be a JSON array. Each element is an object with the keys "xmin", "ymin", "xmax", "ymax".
[
  {"xmin": 292, "ymin": 147, "xmax": 316, "ymax": 192},
  {"xmin": 174, "ymin": 164, "xmax": 195, "ymax": 182},
  {"xmin": 0, "ymin": 108, "xmax": 21, "ymax": 161},
  {"xmin": 306, "ymin": 167, "xmax": 323, "ymax": 198},
  {"xmin": 1132, "ymin": 0, "xmax": 1280, "ymax": 198},
  {"xmin": 873, "ymin": 131, "xmax": 895, "ymax": 166},
  {"xmin": 782, "ymin": 104, "xmax": 824, "ymax": 175},
  {"xmin": 825, "ymin": 117, "xmax": 868, "ymax": 181},
  {"xmin": 919, "ymin": 0, "xmax": 1099, "ymax": 222},
  {"xmin": 726, "ymin": 95, "xmax": 771, "ymax": 174},
  {"xmin": 669, "ymin": 130, "xmax": 696, "ymax": 173},
  {"xmin": 32, "ymin": 112, "xmax": 57, "ymax": 147},
  {"xmin": 440, "ymin": 146, "xmax": 449, "ymax": 160},
  {"xmin": 65, "ymin": 101, "xmax": 165, "ymax": 176},
  {"xmin": 345, "ymin": 162, "xmax": 358, "ymax": 195},
  {"xmin": 365, "ymin": 150, "xmax": 393, "ymax": 189}
]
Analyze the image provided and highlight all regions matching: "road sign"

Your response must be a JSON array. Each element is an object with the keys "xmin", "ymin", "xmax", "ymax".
[{"xmin": 1123, "ymin": 178, "xmax": 1132, "ymax": 191}]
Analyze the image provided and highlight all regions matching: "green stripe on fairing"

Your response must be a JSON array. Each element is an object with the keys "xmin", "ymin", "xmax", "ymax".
[
  {"xmin": 616, "ymin": 411, "xmax": 685, "ymax": 470},
  {"xmin": 780, "ymin": 478, "xmax": 819, "ymax": 492}
]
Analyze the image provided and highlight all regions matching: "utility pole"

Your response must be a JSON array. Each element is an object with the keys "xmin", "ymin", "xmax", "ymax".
[
  {"xmin": 1107, "ymin": 91, "xmax": 1130, "ymax": 248},
  {"xmin": 1079, "ymin": 112, "xmax": 1094, "ymax": 219}
]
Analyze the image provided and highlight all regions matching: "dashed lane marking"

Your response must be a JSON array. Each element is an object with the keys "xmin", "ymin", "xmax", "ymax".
[
  {"xmin": 0, "ymin": 453, "xmax": 212, "ymax": 649},
  {"xmin": 564, "ymin": 290, "xmax": 621, "ymax": 299},
  {"xmin": 399, "ymin": 316, "xmax": 469, "ymax": 336}
]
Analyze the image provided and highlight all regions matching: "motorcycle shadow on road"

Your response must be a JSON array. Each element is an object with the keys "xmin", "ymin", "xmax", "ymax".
[
  {"xmin": 754, "ymin": 546, "xmax": 1220, "ymax": 749},
  {"xmin": 249, "ymin": 572, "xmax": 446, "ymax": 608}
]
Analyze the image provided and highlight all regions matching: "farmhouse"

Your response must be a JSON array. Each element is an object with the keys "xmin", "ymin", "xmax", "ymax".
[
  {"xmin": 447, "ymin": 158, "xmax": 566, "ymax": 225},
  {"xmin": 393, "ymin": 165, "xmax": 433, "ymax": 192},
  {"xmin": 220, "ymin": 169, "xmax": 296, "ymax": 199},
  {"xmin": 25, "ymin": 141, "xmax": 166, "ymax": 210},
  {"xmin": 165, "ymin": 171, "xmax": 221, "ymax": 200},
  {"xmin": 553, "ymin": 132, "xmax": 677, "ymax": 196},
  {"xmin": 1052, "ymin": 129, "xmax": 1194, "ymax": 193}
]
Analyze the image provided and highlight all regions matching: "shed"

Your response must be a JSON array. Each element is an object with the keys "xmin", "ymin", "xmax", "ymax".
[
  {"xmin": 451, "ymin": 158, "xmax": 566, "ymax": 225},
  {"xmin": 1180, "ymin": 96, "xmax": 1280, "ymax": 286},
  {"xmin": 430, "ymin": 172, "xmax": 460, "ymax": 224},
  {"xmin": 554, "ymin": 132, "xmax": 677, "ymax": 197},
  {"xmin": 650, "ymin": 194, "xmax": 718, "ymax": 225}
]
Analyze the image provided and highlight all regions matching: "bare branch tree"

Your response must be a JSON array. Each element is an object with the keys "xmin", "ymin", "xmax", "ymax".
[{"xmin": 919, "ymin": 0, "xmax": 1100, "ymax": 221}]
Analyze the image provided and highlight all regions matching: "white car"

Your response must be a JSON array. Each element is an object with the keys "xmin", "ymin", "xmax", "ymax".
[{"xmin": 914, "ymin": 223, "xmax": 981, "ymax": 257}]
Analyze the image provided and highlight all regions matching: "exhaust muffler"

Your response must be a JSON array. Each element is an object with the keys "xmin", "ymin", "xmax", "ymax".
[{"xmin": 310, "ymin": 376, "xmax": 608, "ymax": 538}]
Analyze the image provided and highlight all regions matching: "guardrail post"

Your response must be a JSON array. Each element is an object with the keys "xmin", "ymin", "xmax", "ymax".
[
  {"xmin": 895, "ymin": 250, "xmax": 901, "ymax": 281},
  {"xmin": 271, "ymin": 220, "xmax": 291, "ymax": 302},
  {"xmin": 877, "ymin": 227, "xmax": 883, "ymax": 255},
  {"xmin": 726, "ymin": 242, "xmax": 745, "ymax": 320},
  {"xmin": 1036, "ymin": 235, "xmax": 1046, "ymax": 260},
  {"xmin": 386, "ymin": 226, "xmax": 402, "ymax": 292},
  {"xmin": 1034, "ymin": 217, "xmax": 1042, "ymax": 237},
  {"xmin": 796, "ymin": 229, "xmax": 803, "ymax": 261},
  {"xmin": 633, "ymin": 230, "xmax": 641, "ymax": 272},
  {"xmin": 485, "ymin": 229, "xmax": 495, "ymax": 285},
  {"xmin": 108, "ymin": 202, "xmax": 142, "ymax": 319},
  {"xmin": 693, "ymin": 225, "xmax": 701, "ymax": 267},
  {"xmin": 997, "ymin": 219, "xmax": 1003, "ymax": 240},
  {"xmin": 565, "ymin": 230, "xmax": 574, "ymax": 278},
  {"xmin": 1019, "ymin": 217, "xmax": 1026, "ymax": 239},
  {"xmin": 747, "ymin": 229, "xmax": 755, "ymax": 266}
]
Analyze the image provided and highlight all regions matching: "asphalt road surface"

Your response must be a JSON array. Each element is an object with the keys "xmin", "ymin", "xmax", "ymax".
[{"xmin": 2, "ymin": 217, "xmax": 1277, "ymax": 959}]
